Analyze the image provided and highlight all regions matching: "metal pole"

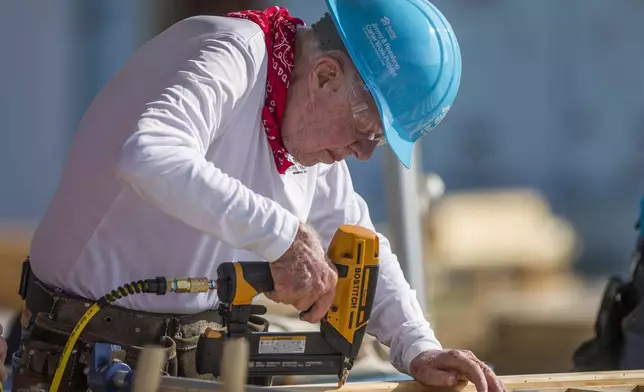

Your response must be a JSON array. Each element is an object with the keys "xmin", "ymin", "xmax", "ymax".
[{"xmin": 382, "ymin": 147, "xmax": 428, "ymax": 313}]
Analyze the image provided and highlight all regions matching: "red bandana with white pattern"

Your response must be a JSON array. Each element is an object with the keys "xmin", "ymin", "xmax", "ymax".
[{"xmin": 226, "ymin": 7, "xmax": 305, "ymax": 174}]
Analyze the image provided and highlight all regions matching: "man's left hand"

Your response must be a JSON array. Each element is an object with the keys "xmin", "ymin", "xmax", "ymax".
[{"xmin": 409, "ymin": 349, "xmax": 508, "ymax": 392}]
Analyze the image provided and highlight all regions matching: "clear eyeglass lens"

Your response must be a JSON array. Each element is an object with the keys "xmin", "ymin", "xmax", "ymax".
[
  {"xmin": 349, "ymin": 81, "xmax": 387, "ymax": 146},
  {"xmin": 353, "ymin": 107, "xmax": 386, "ymax": 146}
]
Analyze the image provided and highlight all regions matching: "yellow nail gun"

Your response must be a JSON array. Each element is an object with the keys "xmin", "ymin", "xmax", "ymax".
[{"xmin": 195, "ymin": 225, "xmax": 380, "ymax": 388}]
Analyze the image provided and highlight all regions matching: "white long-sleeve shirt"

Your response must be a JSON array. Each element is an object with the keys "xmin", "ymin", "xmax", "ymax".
[{"xmin": 28, "ymin": 14, "xmax": 441, "ymax": 374}]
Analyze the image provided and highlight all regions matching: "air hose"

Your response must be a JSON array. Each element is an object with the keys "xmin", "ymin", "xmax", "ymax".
[{"xmin": 48, "ymin": 277, "xmax": 217, "ymax": 392}]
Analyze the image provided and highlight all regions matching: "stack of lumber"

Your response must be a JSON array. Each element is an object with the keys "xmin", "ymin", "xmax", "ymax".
[
  {"xmin": 421, "ymin": 189, "xmax": 600, "ymax": 375},
  {"xmin": 423, "ymin": 188, "xmax": 578, "ymax": 275}
]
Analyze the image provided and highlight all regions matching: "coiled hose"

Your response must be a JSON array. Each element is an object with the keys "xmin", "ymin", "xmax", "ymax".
[{"xmin": 49, "ymin": 277, "xmax": 216, "ymax": 392}]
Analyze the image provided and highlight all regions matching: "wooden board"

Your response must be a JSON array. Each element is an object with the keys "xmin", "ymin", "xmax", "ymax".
[
  {"xmin": 0, "ymin": 227, "xmax": 32, "ymax": 311},
  {"xmin": 276, "ymin": 370, "xmax": 644, "ymax": 392}
]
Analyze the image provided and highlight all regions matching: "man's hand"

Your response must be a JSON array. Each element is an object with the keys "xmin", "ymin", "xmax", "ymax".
[
  {"xmin": 410, "ymin": 349, "xmax": 507, "ymax": 392},
  {"xmin": 0, "ymin": 323, "xmax": 8, "ymax": 383},
  {"xmin": 266, "ymin": 223, "xmax": 338, "ymax": 323}
]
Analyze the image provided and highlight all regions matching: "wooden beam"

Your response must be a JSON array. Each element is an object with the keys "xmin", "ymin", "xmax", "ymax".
[
  {"xmin": 132, "ymin": 346, "xmax": 164, "ymax": 392},
  {"xmin": 475, "ymin": 370, "xmax": 644, "ymax": 390},
  {"xmin": 221, "ymin": 338, "xmax": 250, "ymax": 392},
  {"xmin": 277, "ymin": 380, "xmax": 467, "ymax": 392},
  {"xmin": 276, "ymin": 370, "xmax": 644, "ymax": 392}
]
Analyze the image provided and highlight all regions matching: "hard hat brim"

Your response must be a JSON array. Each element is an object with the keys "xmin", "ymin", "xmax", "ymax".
[{"xmin": 383, "ymin": 122, "xmax": 414, "ymax": 168}]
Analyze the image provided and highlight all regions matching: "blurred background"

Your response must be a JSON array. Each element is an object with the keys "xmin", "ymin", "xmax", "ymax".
[{"xmin": 2, "ymin": 0, "xmax": 644, "ymax": 388}]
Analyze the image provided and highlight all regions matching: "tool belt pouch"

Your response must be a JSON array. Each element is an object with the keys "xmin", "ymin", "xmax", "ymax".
[
  {"xmin": 14, "ymin": 314, "xmax": 89, "ymax": 392},
  {"xmin": 191, "ymin": 314, "xmax": 273, "ymax": 387},
  {"xmin": 174, "ymin": 323, "xmax": 211, "ymax": 380},
  {"xmin": 14, "ymin": 312, "xmax": 176, "ymax": 392}
]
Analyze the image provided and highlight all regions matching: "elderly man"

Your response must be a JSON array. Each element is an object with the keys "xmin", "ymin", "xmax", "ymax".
[{"xmin": 10, "ymin": 1, "xmax": 506, "ymax": 392}]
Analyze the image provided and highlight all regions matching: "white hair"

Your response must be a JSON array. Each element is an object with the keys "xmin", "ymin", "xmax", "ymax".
[{"xmin": 292, "ymin": 25, "xmax": 362, "ymax": 90}]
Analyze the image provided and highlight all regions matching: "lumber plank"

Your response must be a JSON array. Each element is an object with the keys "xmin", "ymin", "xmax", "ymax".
[
  {"xmin": 276, "ymin": 370, "xmax": 644, "ymax": 392},
  {"xmin": 564, "ymin": 388, "xmax": 639, "ymax": 392},
  {"xmin": 221, "ymin": 337, "xmax": 250, "ymax": 392},
  {"xmin": 277, "ymin": 379, "xmax": 466, "ymax": 392},
  {"xmin": 132, "ymin": 346, "xmax": 164, "ymax": 392},
  {"xmin": 479, "ymin": 370, "xmax": 644, "ymax": 390}
]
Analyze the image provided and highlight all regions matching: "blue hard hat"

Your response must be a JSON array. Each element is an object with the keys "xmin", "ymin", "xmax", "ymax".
[{"xmin": 324, "ymin": 0, "xmax": 462, "ymax": 168}]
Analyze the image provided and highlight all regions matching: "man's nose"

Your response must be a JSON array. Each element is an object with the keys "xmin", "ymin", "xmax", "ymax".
[{"xmin": 350, "ymin": 140, "xmax": 377, "ymax": 161}]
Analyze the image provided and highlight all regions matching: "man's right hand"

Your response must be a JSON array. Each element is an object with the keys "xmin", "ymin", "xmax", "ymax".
[{"xmin": 266, "ymin": 223, "xmax": 338, "ymax": 323}]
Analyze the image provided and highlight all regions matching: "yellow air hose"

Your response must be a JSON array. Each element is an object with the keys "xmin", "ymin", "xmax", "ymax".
[{"xmin": 48, "ymin": 277, "xmax": 216, "ymax": 392}]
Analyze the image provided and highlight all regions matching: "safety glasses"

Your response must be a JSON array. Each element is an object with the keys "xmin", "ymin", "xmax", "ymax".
[{"xmin": 347, "ymin": 79, "xmax": 387, "ymax": 146}]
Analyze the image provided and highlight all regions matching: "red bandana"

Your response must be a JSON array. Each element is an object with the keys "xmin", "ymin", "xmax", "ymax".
[{"xmin": 226, "ymin": 7, "xmax": 305, "ymax": 174}]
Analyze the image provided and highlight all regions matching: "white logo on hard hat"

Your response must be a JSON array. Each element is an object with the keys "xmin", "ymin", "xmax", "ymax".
[
  {"xmin": 381, "ymin": 16, "xmax": 397, "ymax": 40},
  {"xmin": 431, "ymin": 105, "xmax": 451, "ymax": 128},
  {"xmin": 415, "ymin": 105, "xmax": 451, "ymax": 139},
  {"xmin": 363, "ymin": 21, "xmax": 400, "ymax": 77}
]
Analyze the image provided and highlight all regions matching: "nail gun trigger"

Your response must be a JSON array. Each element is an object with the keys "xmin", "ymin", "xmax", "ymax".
[
  {"xmin": 250, "ymin": 304, "xmax": 267, "ymax": 315},
  {"xmin": 335, "ymin": 264, "xmax": 349, "ymax": 278}
]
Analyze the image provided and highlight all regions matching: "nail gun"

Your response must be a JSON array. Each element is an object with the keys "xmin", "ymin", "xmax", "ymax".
[{"xmin": 195, "ymin": 225, "xmax": 381, "ymax": 388}]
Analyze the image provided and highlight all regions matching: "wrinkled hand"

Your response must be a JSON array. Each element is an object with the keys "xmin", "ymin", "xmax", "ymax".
[
  {"xmin": 266, "ymin": 223, "xmax": 338, "ymax": 323},
  {"xmin": 0, "ymin": 324, "xmax": 7, "ymax": 383},
  {"xmin": 410, "ymin": 349, "xmax": 507, "ymax": 392}
]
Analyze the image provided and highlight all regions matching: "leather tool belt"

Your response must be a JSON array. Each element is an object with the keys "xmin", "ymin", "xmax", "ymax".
[{"xmin": 12, "ymin": 258, "xmax": 271, "ymax": 392}]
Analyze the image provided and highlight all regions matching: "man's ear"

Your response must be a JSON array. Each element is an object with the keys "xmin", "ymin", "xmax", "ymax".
[{"xmin": 309, "ymin": 56, "xmax": 344, "ymax": 95}]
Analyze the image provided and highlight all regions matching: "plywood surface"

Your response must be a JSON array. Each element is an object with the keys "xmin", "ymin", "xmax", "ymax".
[
  {"xmin": 278, "ymin": 380, "xmax": 467, "ymax": 392},
  {"xmin": 277, "ymin": 370, "xmax": 644, "ymax": 392}
]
